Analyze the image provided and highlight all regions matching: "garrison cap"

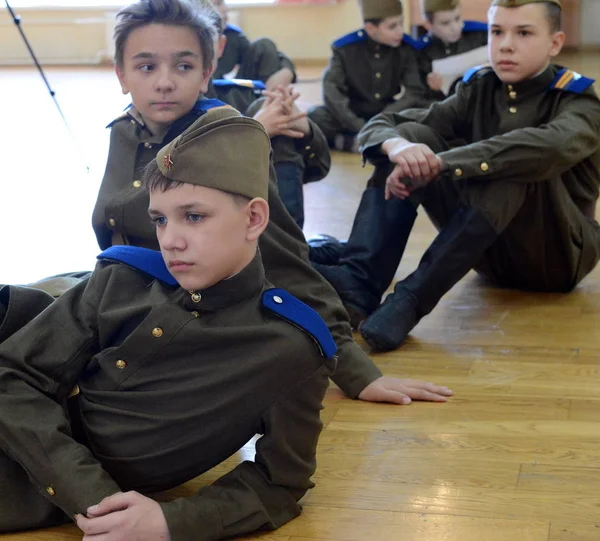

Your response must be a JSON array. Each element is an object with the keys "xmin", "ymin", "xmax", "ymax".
[
  {"xmin": 423, "ymin": 0, "xmax": 460, "ymax": 13},
  {"xmin": 491, "ymin": 0, "xmax": 562, "ymax": 8},
  {"xmin": 155, "ymin": 107, "xmax": 271, "ymax": 201},
  {"xmin": 359, "ymin": 0, "xmax": 403, "ymax": 20}
]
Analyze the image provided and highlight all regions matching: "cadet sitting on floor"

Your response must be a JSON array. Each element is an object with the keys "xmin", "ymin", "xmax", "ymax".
[
  {"xmin": 210, "ymin": 0, "xmax": 296, "ymax": 90},
  {"xmin": 203, "ymin": 4, "xmax": 330, "ymax": 229},
  {"xmin": 308, "ymin": 0, "xmax": 427, "ymax": 152},
  {"xmin": 0, "ymin": 108, "xmax": 336, "ymax": 540},
  {"xmin": 417, "ymin": 0, "xmax": 489, "ymax": 101},
  {"xmin": 316, "ymin": 0, "xmax": 600, "ymax": 351}
]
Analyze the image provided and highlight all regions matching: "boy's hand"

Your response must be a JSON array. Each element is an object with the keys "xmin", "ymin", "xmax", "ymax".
[
  {"xmin": 358, "ymin": 376, "xmax": 453, "ymax": 404},
  {"xmin": 76, "ymin": 491, "xmax": 170, "ymax": 541},
  {"xmin": 253, "ymin": 99, "xmax": 307, "ymax": 139},
  {"xmin": 427, "ymin": 72, "xmax": 444, "ymax": 92},
  {"xmin": 263, "ymin": 86, "xmax": 311, "ymax": 136},
  {"xmin": 381, "ymin": 138, "xmax": 442, "ymax": 200}
]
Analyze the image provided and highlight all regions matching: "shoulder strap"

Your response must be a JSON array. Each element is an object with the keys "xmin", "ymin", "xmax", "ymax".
[
  {"xmin": 262, "ymin": 288, "xmax": 337, "ymax": 360},
  {"xmin": 97, "ymin": 246, "xmax": 178, "ymax": 286}
]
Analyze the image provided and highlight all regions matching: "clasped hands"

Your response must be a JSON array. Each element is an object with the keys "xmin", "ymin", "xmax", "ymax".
[
  {"xmin": 381, "ymin": 137, "xmax": 447, "ymax": 200},
  {"xmin": 253, "ymin": 85, "xmax": 310, "ymax": 139}
]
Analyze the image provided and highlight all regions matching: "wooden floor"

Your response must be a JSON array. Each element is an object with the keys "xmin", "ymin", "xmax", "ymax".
[{"xmin": 1, "ymin": 51, "xmax": 600, "ymax": 540}]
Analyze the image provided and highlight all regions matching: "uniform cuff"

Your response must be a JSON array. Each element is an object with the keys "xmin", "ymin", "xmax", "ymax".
[{"xmin": 330, "ymin": 341, "xmax": 382, "ymax": 398}]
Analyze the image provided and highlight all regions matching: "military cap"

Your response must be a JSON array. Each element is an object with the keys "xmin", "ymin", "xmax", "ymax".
[
  {"xmin": 491, "ymin": 0, "xmax": 562, "ymax": 8},
  {"xmin": 359, "ymin": 0, "xmax": 403, "ymax": 21},
  {"xmin": 156, "ymin": 107, "xmax": 271, "ymax": 201},
  {"xmin": 423, "ymin": 0, "xmax": 460, "ymax": 13}
]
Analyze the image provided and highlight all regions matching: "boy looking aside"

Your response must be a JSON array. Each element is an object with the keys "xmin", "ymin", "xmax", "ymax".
[{"xmin": 0, "ymin": 108, "xmax": 337, "ymax": 540}]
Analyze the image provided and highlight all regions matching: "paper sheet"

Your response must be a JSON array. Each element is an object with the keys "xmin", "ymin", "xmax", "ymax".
[{"xmin": 431, "ymin": 46, "xmax": 490, "ymax": 95}]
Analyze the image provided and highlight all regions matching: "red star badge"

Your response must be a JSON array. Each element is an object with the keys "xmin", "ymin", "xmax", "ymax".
[{"xmin": 163, "ymin": 154, "xmax": 174, "ymax": 171}]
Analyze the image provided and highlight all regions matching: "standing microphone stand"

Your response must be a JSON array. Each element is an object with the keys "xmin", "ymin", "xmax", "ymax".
[{"xmin": 4, "ymin": 0, "xmax": 89, "ymax": 172}]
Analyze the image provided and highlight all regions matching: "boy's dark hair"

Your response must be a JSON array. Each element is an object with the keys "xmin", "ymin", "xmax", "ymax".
[
  {"xmin": 143, "ymin": 160, "xmax": 250, "ymax": 206},
  {"xmin": 424, "ymin": 12, "xmax": 434, "ymax": 23},
  {"xmin": 364, "ymin": 18, "xmax": 383, "ymax": 26},
  {"xmin": 114, "ymin": 0, "xmax": 218, "ymax": 69},
  {"xmin": 544, "ymin": 2, "xmax": 562, "ymax": 33}
]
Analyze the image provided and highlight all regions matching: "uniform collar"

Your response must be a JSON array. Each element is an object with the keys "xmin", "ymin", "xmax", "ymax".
[
  {"xmin": 180, "ymin": 250, "xmax": 265, "ymax": 312},
  {"xmin": 501, "ymin": 64, "xmax": 555, "ymax": 101},
  {"xmin": 107, "ymin": 103, "xmax": 204, "ymax": 145},
  {"xmin": 366, "ymin": 36, "xmax": 394, "ymax": 53}
]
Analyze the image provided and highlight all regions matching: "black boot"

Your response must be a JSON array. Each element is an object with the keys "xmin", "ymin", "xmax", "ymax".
[
  {"xmin": 308, "ymin": 235, "xmax": 347, "ymax": 265},
  {"xmin": 314, "ymin": 186, "xmax": 418, "ymax": 328},
  {"xmin": 360, "ymin": 206, "xmax": 498, "ymax": 351}
]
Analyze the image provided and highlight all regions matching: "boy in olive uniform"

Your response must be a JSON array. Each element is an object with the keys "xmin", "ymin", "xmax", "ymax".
[
  {"xmin": 417, "ymin": 0, "xmax": 488, "ymax": 101},
  {"xmin": 308, "ymin": 0, "xmax": 426, "ymax": 150},
  {"xmin": 210, "ymin": 0, "xmax": 296, "ymax": 89},
  {"xmin": 90, "ymin": 0, "xmax": 453, "ymax": 404},
  {"xmin": 330, "ymin": 0, "xmax": 600, "ymax": 351},
  {"xmin": 0, "ymin": 108, "xmax": 337, "ymax": 540}
]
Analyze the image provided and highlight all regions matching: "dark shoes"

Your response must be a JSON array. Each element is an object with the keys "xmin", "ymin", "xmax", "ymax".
[
  {"xmin": 359, "ymin": 206, "xmax": 499, "ymax": 352},
  {"xmin": 312, "ymin": 262, "xmax": 379, "ymax": 329}
]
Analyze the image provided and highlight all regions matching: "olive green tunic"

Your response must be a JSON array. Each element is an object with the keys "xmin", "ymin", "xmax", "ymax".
[
  {"xmin": 0, "ymin": 254, "xmax": 334, "ymax": 540},
  {"xmin": 309, "ymin": 31, "xmax": 427, "ymax": 141}
]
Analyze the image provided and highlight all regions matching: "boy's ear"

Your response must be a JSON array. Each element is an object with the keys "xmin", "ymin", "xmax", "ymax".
[
  {"xmin": 549, "ymin": 30, "xmax": 565, "ymax": 58},
  {"xmin": 364, "ymin": 21, "xmax": 378, "ymax": 38},
  {"xmin": 422, "ymin": 19, "xmax": 433, "ymax": 32},
  {"xmin": 245, "ymin": 198, "xmax": 269, "ymax": 242},
  {"xmin": 115, "ymin": 64, "xmax": 129, "ymax": 95}
]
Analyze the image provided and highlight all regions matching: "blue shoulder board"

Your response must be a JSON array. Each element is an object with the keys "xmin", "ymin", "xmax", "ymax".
[
  {"xmin": 463, "ymin": 20, "xmax": 488, "ymax": 33},
  {"xmin": 225, "ymin": 23, "xmax": 242, "ymax": 34},
  {"xmin": 416, "ymin": 34, "xmax": 433, "ymax": 49},
  {"xmin": 262, "ymin": 288, "xmax": 337, "ymax": 360},
  {"xmin": 333, "ymin": 29, "xmax": 368, "ymax": 48},
  {"xmin": 463, "ymin": 64, "xmax": 491, "ymax": 83},
  {"xmin": 213, "ymin": 78, "xmax": 266, "ymax": 91},
  {"xmin": 550, "ymin": 68, "xmax": 595, "ymax": 94},
  {"xmin": 403, "ymin": 33, "xmax": 426, "ymax": 51},
  {"xmin": 193, "ymin": 98, "xmax": 228, "ymax": 113},
  {"xmin": 97, "ymin": 246, "xmax": 178, "ymax": 286}
]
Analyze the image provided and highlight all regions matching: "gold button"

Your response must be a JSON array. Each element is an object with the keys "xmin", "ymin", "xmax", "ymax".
[
  {"xmin": 46, "ymin": 487, "xmax": 56, "ymax": 496},
  {"xmin": 144, "ymin": 142, "xmax": 153, "ymax": 149},
  {"xmin": 309, "ymin": 153, "xmax": 316, "ymax": 159},
  {"xmin": 191, "ymin": 311, "xmax": 199, "ymax": 317},
  {"xmin": 375, "ymin": 72, "xmax": 381, "ymax": 79},
  {"xmin": 375, "ymin": 93, "xmax": 381, "ymax": 99},
  {"xmin": 305, "ymin": 145, "xmax": 311, "ymax": 151},
  {"xmin": 446, "ymin": 48, "xmax": 451, "ymax": 55},
  {"xmin": 509, "ymin": 91, "xmax": 517, "ymax": 99},
  {"xmin": 375, "ymin": 53, "xmax": 380, "ymax": 59},
  {"xmin": 454, "ymin": 168, "xmax": 463, "ymax": 177},
  {"xmin": 132, "ymin": 180, "xmax": 142, "ymax": 188},
  {"xmin": 191, "ymin": 292, "xmax": 201, "ymax": 303},
  {"xmin": 152, "ymin": 327, "xmax": 163, "ymax": 338},
  {"xmin": 508, "ymin": 84, "xmax": 514, "ymax": 91},
  {"xmin": 108, "ymin": 218, "xmax": 116, "ymax": 227},
  {"xmin": 480, "ymin": 162, "xmax": 489, "ymax": 172},
  {"xmin": 509, "ymin": 106, "xmax": 517, "ymax": 114},
  {"xmin": 115, "ymin": 360, "xmax": 127, "ymax": 369},
  {"xmin": 130, "ymin": 119, "xmax": 136, "ymax": 125}
]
